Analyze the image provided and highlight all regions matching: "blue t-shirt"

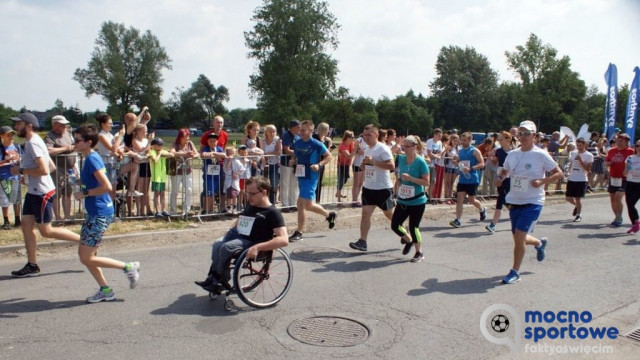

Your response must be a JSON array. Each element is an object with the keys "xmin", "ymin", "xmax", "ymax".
[
  {"xmin": 0, "ymin": 143, "xmax": 20, "ymax": 181},
  {"xmin": 396, "ymin": 155, "xmax": 429, "ymax": 206},
  {"xmin": 81, "ymin": 152, "xmax": 114, "ymax": 216},
  {"xmin": 293, "ymin": 137, "xmax": 328, "ymax": 181},
  {"xmin": 202, "ymin": 145, "xmax": 224, "ymax": 179},
  {"xmin": 458, "ymin": 146, "xmax": 480, "ymax": 185},
  {"xmin": 280, "ymin": 130, "xmax": 300, "ymax": 166}
]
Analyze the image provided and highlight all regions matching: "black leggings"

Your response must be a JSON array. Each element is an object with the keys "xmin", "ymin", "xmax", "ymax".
[
  {"xmin": 391, "ymin": 203, "xmax": 426, "ymax": 244},
  {"xmin": 625, "ymin": 181, "xmax": 640, "ymax": 222}
]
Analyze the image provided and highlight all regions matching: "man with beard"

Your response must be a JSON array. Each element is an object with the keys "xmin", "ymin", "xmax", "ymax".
[{"xmin": 10, "ymin": 113, "xmax": 80, "ymax": 277}]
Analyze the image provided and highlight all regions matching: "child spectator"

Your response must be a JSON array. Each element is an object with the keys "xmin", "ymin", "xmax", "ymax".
[
  {"xmin": 0, "ymin": 126, "xmax": 22, "ymax": 229},
  {"xmin": 201, "ymin": 133, "xmax": 226, "ymax": 214},
  {"xmin": 147, "ymin": 138, "xmax": 173, "ymax": 218},
  {"xmin": 237, "ymin": 145, "xmax": 252, "ymax": 211},
  {"xmin": 223, "ymin": 146, "xmax": 245, "ymax": 214}
]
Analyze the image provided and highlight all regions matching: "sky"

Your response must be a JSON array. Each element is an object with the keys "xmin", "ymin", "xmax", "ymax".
[{"xmin": 1, "ymin": 0, "xmax": 639, "ymax": 114}]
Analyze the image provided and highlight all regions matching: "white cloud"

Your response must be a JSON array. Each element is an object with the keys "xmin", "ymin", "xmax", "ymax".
[{"xmin": 0, "ymin": 0, "xmax": 638, "ymax": 115}]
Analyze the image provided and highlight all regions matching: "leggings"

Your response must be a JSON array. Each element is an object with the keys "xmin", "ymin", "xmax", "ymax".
[
  {"xmin": 391, "ymin": 203, "xmax": 426, "ymax": 244},
  {"xmin": 625, "ymin": 181, "xmax": 640, "ymax": 222}
]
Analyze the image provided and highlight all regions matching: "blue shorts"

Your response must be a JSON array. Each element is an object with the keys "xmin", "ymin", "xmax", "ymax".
[
  {"xmin": 298, "ymin": 178, "xmax": 318, "ymax": 200},
  {"xmin": 203, "ymin": 175, "xmax": 220, "ymax": 196},
  {"xmin": 509, "ymin": 204, "xmax": 542, "ymax": 234},
  {"xmin": 81, "ymin": 214, "xmax": 114, "ymax": 247},
  {"xmin": 22, "ymin": 192, "xmax": 56, "ymax": 224}
]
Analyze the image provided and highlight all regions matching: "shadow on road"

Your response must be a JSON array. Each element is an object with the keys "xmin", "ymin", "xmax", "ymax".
[
  {"xmin": 407, "ymin": 272, "xmax": 533, "ymax": 296},
  {"xmin": 0, "ymin": 297, "xmax": 93, "ymax": 317},
  {"xmin": 311, "ymin": 252, "xmax": 406, "ymax": 273},
  {"xmin": 0, "ymin": 270, "xmax": 84, "ymax": 282},
  {"xmin": 151, "ymin": 293, "xmax": 256, "ymax": 317},
  {"xmin": 624, "ymin": 239, "xmax": 640, "ymax": 246}
]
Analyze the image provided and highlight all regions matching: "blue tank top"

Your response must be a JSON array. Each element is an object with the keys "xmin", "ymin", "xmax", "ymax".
[{"xmin": 458, "ymin": 146, "xmax": 479, "ymax": 184}]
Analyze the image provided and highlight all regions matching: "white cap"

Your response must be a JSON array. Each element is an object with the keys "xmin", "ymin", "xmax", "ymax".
[
  {"xmin": 518, "ymin": 120, "xmax": 536, "ymax": 133},
  {"xmin": 52, "ymin": 115, "xmax": 70, "ymax": 125}
]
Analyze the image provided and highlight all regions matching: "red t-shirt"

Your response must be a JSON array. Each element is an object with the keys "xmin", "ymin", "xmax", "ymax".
[
  {"xmin": 338, "ymin": 141, "xmax": 354, "ymax": 166},
  {"xmin": 200, "ymin": 129, "xmax": 228, "ymax": 149},
  {"xmin": 606, "ymin": 147, "xmax": 634, "ymax": 178}
]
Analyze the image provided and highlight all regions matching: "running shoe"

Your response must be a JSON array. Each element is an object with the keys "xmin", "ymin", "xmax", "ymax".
[
  {"xmin": 86, "ymin": 288, "xmax": 116, "ymax": 303},
  {"xmin": 573, "ymin": 214, "xmax": 581, "ymax": 222},
  {"xmin": 410, "ymin": 252, "xmax": 424, "ymax": 263},
  {"xmin": 627, "ymin": 221, "xmax": 640, "ymax": 234},
  {"xmin": 536, "ymin": 237, "xmax": 548, "ymax": 262},
  {"xmin": 502, "ymin": 269, "xmax": 520, "ymax": 284},
  {"xmin": 480, "ymin": 207, "xmax": 487, "ymax": 221},
  {"xmin": 289, "ymin": 231, "xmax": 303, "ymax": 242},
  {"xmin": 125, "ymin": 262, "xmax": 140, "ymax": 289},
  {"xmin": 611, "ymin": 217, "xmax": 623, "ymax": 227},
  {"xmin": 449, "ymin": 219, "xmax": 461, "ymax": 228},
  {"xmin": 2, "ymin": 222, "xmax": 11, "ymax": 230},
  {"xmin": 11, "ymin": 263, "xmax": 40, "ymax": 278},
  {"xmin": 485, "ymin": 223, "xmax": 496, "ymax": 233},
  {"xmin": 402, "ymin": 241, "xmax": 412, "ymax": 255},
  {"xmin": 326, "ymin": 211, "xmax": 337, "ymax": 229},
  {"xmin": 349, "ymin": 239, "xmax": 367, "ymax": 252}
]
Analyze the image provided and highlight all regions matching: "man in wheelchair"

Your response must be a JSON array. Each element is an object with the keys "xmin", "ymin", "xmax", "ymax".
[{"xmin": 195, "ymin": 176, "xmax": 288, "ymax": 293}]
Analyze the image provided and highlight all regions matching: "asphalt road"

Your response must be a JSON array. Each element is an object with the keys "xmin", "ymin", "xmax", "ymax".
[{"xmin": 1, "ymin": 197, "xmax": 639, "ymax": 359}]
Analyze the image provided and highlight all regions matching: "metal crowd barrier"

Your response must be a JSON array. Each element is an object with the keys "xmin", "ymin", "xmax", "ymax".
[{"xmin": 6, "ymin": 152, "xmax": 596, "ymax": 223}]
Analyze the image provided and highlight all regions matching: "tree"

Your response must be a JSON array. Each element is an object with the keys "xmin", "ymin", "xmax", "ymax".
[
  {"xmin": 245, "ymin": 0, "xmax": 340, "ymax": 128},
  {"xmin": 186, "ymin": 74, "xmax": 230, "ymax": 120},
  {"xmin": 74, "ymin": 21, "xmax": 172, "ymax": 121},
  {"xmin": 430, "ymin": 46, "xmax": 499, "ymax": 132},
  {"xmin": 0, "ymin": 103, "xmax": 19, "ymax": 127},
  {"xmin": 376, "ymin": 95, "xmax": 433, "ymax": 137},
  {"xmin": 505, "ymin": 33, "xmax": 586, "ymax": 133}
]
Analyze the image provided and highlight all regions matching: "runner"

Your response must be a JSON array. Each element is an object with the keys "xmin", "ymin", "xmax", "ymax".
[
  {"xmin": 349, "ymin": 124, "xmax": 395, "ymax": 252},
  {"xmin": 605, "ymin": 133, "xmax": 634, "ymax": 227},
  {"xmin": 72, "ymin": 124, "xmax": 140, "ymax": 303},
  {"xmin": 485, "ymin": 131, "xmax": 513, "ymax": 233},
  {"xmin": 449, "ymin": 132, "xmax": 486, "ymax": 228},
  {"xmin": 10, "ymin": 113, "xmax": 81, "ymax": 277},
  {"xmin": 499, "ymin": 120, "xmax": 562, "ymax": 284},
  {"xmin": 565, "ymin": 138, "xmax": 593, "ymax": 222}
]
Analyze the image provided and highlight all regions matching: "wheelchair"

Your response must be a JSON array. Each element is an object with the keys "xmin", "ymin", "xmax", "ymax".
[{"xmin": 209, "ymin": 247, "xmax": 293, "ymax": 311}]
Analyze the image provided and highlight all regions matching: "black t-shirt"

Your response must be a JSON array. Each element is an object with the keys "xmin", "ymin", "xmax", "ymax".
[{"xmin": 237, "ymin": 204, "xmax": 285, "ymax": 243}]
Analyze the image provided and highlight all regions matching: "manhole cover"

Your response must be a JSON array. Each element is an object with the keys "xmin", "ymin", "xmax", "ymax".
[
  {"xmin": 288, "ymin": 316, "xmax": 369, "ymax": 347},
  {"xmin": 291, "ymin": 247, "xmax": 345, "ymax": 262}
]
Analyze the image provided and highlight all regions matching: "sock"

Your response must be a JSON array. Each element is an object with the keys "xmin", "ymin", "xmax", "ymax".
[
  {"xmin": 3, "ymin": 216, "xmax": 8, "ymax": 224},
  {"xmin": 100, "ymin": 285, "xmax": 111, "ymax": 292},
  {"xmin": 123, "ymin": 262, "xmax": 132, "ymax": 271},
  {"xmin": 14, "ymin": 217, "xmax": 20, "ymax": 225},
  {"xmin": 511, "ymin": 269, "xmax": 519, "ymax": 275}
]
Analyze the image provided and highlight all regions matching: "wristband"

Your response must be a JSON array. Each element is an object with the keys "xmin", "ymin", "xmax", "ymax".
[{"xmin": 82, "ymin": 189, "xmax": 90, "ymax": 196}]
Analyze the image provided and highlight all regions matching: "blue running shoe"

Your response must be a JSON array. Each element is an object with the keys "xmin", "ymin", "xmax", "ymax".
[
  {"xmin": 611, "ymin": 217, "xmax": 623, "ymax": 227},
  {"xmin": 485, "ymin": 223, "xmax": 496, "ymax": 233},
  {"xmin": 449, "ymin": 219, "xmax": 461, "ymax": 228},
  {"xmin": 536, "ymin": 237, "xmax": 548, "ymax": 261},
  {"xmin": 480, "ymin": 207, "xmax": 487, "ymax": 221},
  {"xmin": 502, "ymin": 269, "xmax": 520, "ymax": 284}
]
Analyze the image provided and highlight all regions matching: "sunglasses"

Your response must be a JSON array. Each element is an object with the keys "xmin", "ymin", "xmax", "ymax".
[{"xmin": 518, "ymin": 130, "xmax": 533, "ymax": 137}]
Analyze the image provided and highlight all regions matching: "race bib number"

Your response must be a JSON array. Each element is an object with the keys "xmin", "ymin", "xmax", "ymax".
[
  {"xmin": 397, "ymin": 184, "xmax": 415, "ymax": 199},
  {"xmin": 364, "ymin": 165, "xmax": 376, "ymax": 181},
  {"xmin": 296, "ymin": 164, "xmax": 306, "ymax": 177},
  {"xmin": 628, "ymin": 172, "xmax": 640, "ymax": 182},
  {"xmin": 511, "ymin": 175, "xmax": 530, "ymax": 192},
  {"xmin": 460, "ymin": 160, "xmax": 470, "ymax": 169},
  {"xmin": 610, "ymin": 177, "xmax": 622, "ymax": 187},
  {"xmin": 237, "ymin": 215, "xmax": 256, "ymax": 236},
  {"xmin": 206, "ymin": 164, "xmax": 220, "ymax": 176}
]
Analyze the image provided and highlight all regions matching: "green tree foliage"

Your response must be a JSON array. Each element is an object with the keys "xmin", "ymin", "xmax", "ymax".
[
  {"xmin": 505, "ymin": 33, "xmax": 586, "ymax": 133},
  {"xmin": 73, "ymin": 21, "xmax": 172, "ymax": 121},
  {"xmin": 0, "ymin": 103, "xmax": 19, "ymax": 127},
  {"xmin": 245, "ymin": 0, "xmax": 340, "ymax": 128},
  {"xmin": 376, "ymin": 95, "xmax": 433, "ymax": 137},
  {"xmin": 430, "ymin": 46, "xmax": 498, "ymax": 132},
  {"xmin": 164, "ymin": 75, "xmax": 230, "ymax": 128},
  {"xmin": 188, "ymin": 74, "xmax": 230, "ymax": 120},
  {"xmin": 228, "ymin": 108, "xmax": 260, "ymax": 131}
]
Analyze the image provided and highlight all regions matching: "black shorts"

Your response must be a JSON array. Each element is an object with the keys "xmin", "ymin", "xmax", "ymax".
[
  {"xmin": 607, "ymin": 180, "xmax": 626, "ymax": 193},
  {"xmin": 22, "ymin": 192, "xmax": 56, "ymax": 224},
  {"xmin": 566, "ymin": 181, "xmax": 587, "ymax": 198},
  {"xmin": 138, "ymin": 163, "xmax": 151, "ymax": 178},
  {"xmin": 362, "ymin": 187, "xmax": 395, "ymax": 210},
  {"xmin": 352, "ymin": 164, "xmax": 362, "ymax": 173},
  {"xmin": 457, "ymin": 183, "xmax": 479, "ymax": 196}
]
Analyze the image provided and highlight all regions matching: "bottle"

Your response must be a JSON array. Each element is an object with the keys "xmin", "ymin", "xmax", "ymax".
[
  {"xmin": 459, "ymin": 163, "xmax": 471, "ymax": 179},
  {"xmin": 67, "ymin": 169, "xmax": 80, "ymax": 193}
]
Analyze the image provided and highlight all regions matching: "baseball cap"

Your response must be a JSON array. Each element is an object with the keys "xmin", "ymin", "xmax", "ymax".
[
  {"xmin": 207, "ymin": 132, "xmax": 219, "ymax": 139},
  {"xmin": 0, "ymin": 126, "xmax": 16, "ymax": 135},
  {"xmin": 289, "ymin": 119, "xmax": 301, "ymax": 128},
  {"xmin": 52, "ymin": 115, "xmax": 70, "ymax": 125},
  {"xmin": 519, "ymin": 120, "xmax": 537, "ymax": 133},
  {"xmin": 11, "ymin": 112, "xmax": 40, "ymax": 129},
  {"xmin": 150, "ymin": 137, "xmax": 164, "ymax": 146},
  {"xmin": 238, "ymin": 145, "xmax": 248, "ymax": 150},
  {"xmin": 617, "ymin": 133, "xmax": 630, "ymax": 141}
]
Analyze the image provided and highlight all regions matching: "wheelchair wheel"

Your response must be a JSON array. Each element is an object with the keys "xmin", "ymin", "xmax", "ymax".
[{"xmin": 233, "ymin": 248, "xmax": 293, "ymax": 308}]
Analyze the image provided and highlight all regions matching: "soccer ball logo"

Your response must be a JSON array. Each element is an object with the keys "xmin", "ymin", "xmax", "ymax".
[{"xmin": 491, "ymin": 314, "xmax": 509, "ymax": 333}]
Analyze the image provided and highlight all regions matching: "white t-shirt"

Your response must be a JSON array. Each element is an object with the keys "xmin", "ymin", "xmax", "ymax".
[
  {"xmin": 425, "ymin": 138, "xmax": 443, "ymax": 167},
  {"xmin": 353, "ymin": 137, "xmax": 366, "ymax": 167},
  {"xmin": 224, "ymin": 158, "xmax": 246, "ymax": 191},
  {"xmin": 567, "ymin": 150, "xmax": 593, "ymax": 182},
  {"xmin": 503, "ymin": 146, "xmax": 558, "ymax": 205},
  {"xmin": 22, "ymin": 134, "xmax": 55, "ymax": 195},
  {"xmin": 363, "ymin": 141, "xmax": 393, "ymax": 190}
]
